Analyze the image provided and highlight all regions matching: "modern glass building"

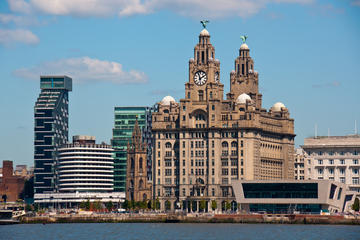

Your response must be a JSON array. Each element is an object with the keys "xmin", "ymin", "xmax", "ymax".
[
  {"xmin": 111, "ymin": 107, "xmax": 150, "ymax": 192},
  {"xmin": 34, "ymin": 76, "xmax": 72, "ymax": 194}
]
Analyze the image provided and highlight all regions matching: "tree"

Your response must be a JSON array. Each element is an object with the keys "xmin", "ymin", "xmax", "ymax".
[
  {"xmin": 165, "ymin": 200, "xmax": 171, "ymax": 211},
  {"xmin": 25, "ymin": 204, "xmax": 33, "ymax": 212},
  {"xmin": 225, "ymin": 201, "xmax": 231, "ymax": 212},
  {"xmin": 105, "ymin": 201, "xmax": 113, "ymax": 211},
  {"xmin": 155, "ymin": 198, "xmax": 160, "ymax": 210},
  {"xmin": 199, "ymin": 200, "xmax": 207, "ymax": 212},
  {"xmin": 19, "ymin": 176, "xmax": 34, "ymax": 201},
  {"xmin": 122, "ymin": 200, "xmax": 129, "ymax": 210},
  {"xmin": 211, "ymin": 200, "xmax": 217, "ymax": 211},
  {"xmin": 92, "ymin": 201, "xmax": 102, "ymax": 211},
  {"xmin": 84, "ymin": 199, "xmax": 91, "ymax": 211},
  {"xmin": 353, "ymin": 198, "xmax": 360, "ymax": 211}
]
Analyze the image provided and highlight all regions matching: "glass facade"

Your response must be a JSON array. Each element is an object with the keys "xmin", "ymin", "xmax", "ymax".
[
  {"xmin": 243, "ymin": 183, "xmax": 318, "ymax": 199},
  {"xmin": 111, "ymin": 107, "xmax": 149, "ymax": 192},
  {"xmin": 249, "ymin": 204, "xmax": 322, "ymax": 214},
  {"xmin": 34, "ymin": 76, "xmax": 72, "ymax": 194}
]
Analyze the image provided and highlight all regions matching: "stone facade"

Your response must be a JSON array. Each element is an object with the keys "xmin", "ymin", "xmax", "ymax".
[
  {"xmin": 151, "ymin": 28, "xmax": 295, "ymax": 211},
  {"xmin": 126, "ymin": 120, "xmax": 152, "ymax": 202},
  {"xmin": 294, "ymin": 148, "xmax": 311, "ymax": 180},
  {"xmin": 301, "ymin": 135, "xmax": 360, "ymax": 192}
]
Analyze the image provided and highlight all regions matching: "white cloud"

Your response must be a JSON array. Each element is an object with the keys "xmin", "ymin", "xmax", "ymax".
[
  {"xmin": 0, "ymin": 28, "xmax": 39, "ymax": 45},
  {"xmin": 14, "ymin": 57, "xmax": 148, "ymax": 84},
  {"xmin": 0, "ymin": 13, "xmax": 39, "ymax": 26},
  {"xmin": 7, "ymin": 0, "xmax": 314, "ymax": 18}
]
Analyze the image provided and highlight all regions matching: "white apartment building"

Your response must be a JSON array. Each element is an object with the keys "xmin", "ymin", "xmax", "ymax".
[{"xmin": 301, "ymin": 135, "xmax": 360, "ymax": 192}]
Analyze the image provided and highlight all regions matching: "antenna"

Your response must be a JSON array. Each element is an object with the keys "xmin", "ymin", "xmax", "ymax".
[
  {"xmin": 315, "ymin": 124, "xmax": 318, "ymax": 138},
  {"xmin": 356, "ymin": 120, "xmax": 358, "ymax": 135}
]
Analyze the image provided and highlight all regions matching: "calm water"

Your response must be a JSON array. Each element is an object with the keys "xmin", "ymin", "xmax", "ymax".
[{"xmin": 1, "ymin": 223, "xmax": 360, "ymax": 240}]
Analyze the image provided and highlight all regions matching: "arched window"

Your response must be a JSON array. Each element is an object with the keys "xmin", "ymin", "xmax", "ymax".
[
  {"xmin": 131, "ymin": 158, "xmax": 134, "ymax": 169},
  {"xmin": 165, "ymin": 142, "xmax": 172, "ymax": 148},
  {"xmin": 222, "ymin": 142, "xmax": 228, "ymax": 148},
  {"xmin": 139, "ymin": 179, "xmax": 144, "ymax": 189},
  {"xmin": 231, "ymin": 141, "xmax": 238, "ymax": 148},
  {"xmin": 210, "ymin": 91, "xmax": 213, "ymax": 99},
  {"xmin": 198, "ymin": 90, "xmax": 204, "ymax": 101},
  {"xmin": 188, "ymin": 92, "xmax": 191, "ymax": 99},
  {"xmin": 139, "ymin": 157, "xmax": 143, "ymax": 169},
  {"xmin": 143, "ymin": 193, "xmax": 147, "ymax": 201}
]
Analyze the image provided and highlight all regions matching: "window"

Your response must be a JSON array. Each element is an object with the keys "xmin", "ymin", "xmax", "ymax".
[
  {"xmin": 157, "ymin": 142, "xmax": 160, "ymax": 148},
  {"xmin": 212, "ymin": 168, "xmax": 215, "ymax": 175},
  {"xmin": 188, "ymin": 92, "xmax": 190, "ymax": 99},
  {"xmin": 328, "ymin": 168, "xmax": 334, "ymax": 175},
  {"xmin": 210, "ymin": 91, "xmax": 213, "ymax": 99},
  {"xmin": 329, "ymin": 159, "xmax": 334, "ymax": 165},
  {"xmin": 352, "ymin": 177, "xmax": 359, "ymax": 185},
  {"xmin": 231, "ymin": 168, "xmax": 238, "ymax": 176},
  {"xmin": 318, "ymin": 168, "xmax": 323, "ymax": 174},
  {"xmin": 165, "ymin": 169, "xmax": 172, "ymax": 176},
  {"xmin": 354, "ymin": 159, "xmax": 359, "ymax": 164},
  {"xmin": 353, "ymin": 168, "xmax": 359, "ymax": 174},
  {"xmin": 340, "ymin": 159, "xmax": 345, "ymax": 164},
  {"xmin": 340, "ymin": 168, "xmax": 345, "ymax": 175},
  {"xmin": 182, "ymin": 169, "xmax": 185, "ymax": 175},
  {"xmin": 165, "ymin": 159, "xmax": 172, "ymax": 167},
  {"xmin": 198, "ymin": 90, "xmax": 204, "ymax": 101},
  {"xmin": 212, "ymin": 105, "xmax": 215, "ymax": 110},
  {"xmin": 318, "ymin": 160, "xmax": 323, "ymax": 165},
  {"xmin": 212, "ymin": 188, "xmax": 215, "ymax": 196},
  {"xmin": 222, "ymin": 168, "xmax": 228, "ymax": 175},
  {"xmin": 340, "ymin": 177, "xmax": 345, "ymax": 183}
]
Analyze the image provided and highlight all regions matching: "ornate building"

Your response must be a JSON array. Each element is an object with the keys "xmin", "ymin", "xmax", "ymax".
[
  {"xmin": 151, "ymin": 25, "xmax": 295, "ymax": 211},
  {"xmin": 126, "ymin": 119, "xmax": 152, "ymax": 202}
]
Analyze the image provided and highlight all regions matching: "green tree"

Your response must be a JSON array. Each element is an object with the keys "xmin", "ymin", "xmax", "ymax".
[
  {"xmin": 199, "ymin": 200, "xmax": 207, "ymax": 212},
  {"xmin": 165, "ymin": 200, "xmax": 171, "ymax": 211},
  {"xmin": 225, "ymin": 201, "xmax": 231, "ymax": 211},
  {"xmin": 105, "ymin": 201, "xmax": 113, "ymax": 211},
  {"xmin": 147, "ymin": 200, "xmax": 152, "ymax": 209},
  {"xmin": 155, "ymin": 198, "xmax": 160, "ymax": 210},
  {"xmin": 92, "ymin": 200, "xmax": 102, "ymax": 211},
  {"xmin": 122, "ymin": 200, "xmax": 129, "ymax": 210},
  {"xmin": 211, "ymin": 200, "xmax": 217, "ymax": 211},
  {"xmin": 85, "ymin": 199, "xmax": 91, "ymax": 211},
  {"xmin": 33, "ymin": 203, "xmax": 39, "ymax": 212},
  {"xmin": 25, "ymin": 204, "xmax": 33, "ymax": 212},
  {"xmin": 353, "ymin": 198, "xmax": 360, "ymax": 211},
  {"xmin": 79, "ymin": 201, "xmax": 86, "ymax": 209}
]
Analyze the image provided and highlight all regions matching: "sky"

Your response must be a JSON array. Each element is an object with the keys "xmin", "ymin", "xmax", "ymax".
[{"xmin": 0, "ymin": 0, "xmax": 359, "ymax": 167}]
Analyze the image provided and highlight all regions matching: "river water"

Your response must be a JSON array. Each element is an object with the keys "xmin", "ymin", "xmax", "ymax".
[{"xmin": 1, "ymin": 223, "xmax": 360, "ymax": 240}]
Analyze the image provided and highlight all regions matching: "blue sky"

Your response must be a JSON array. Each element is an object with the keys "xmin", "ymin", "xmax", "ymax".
[{"xmin": 0, "ymin": 0, "xmax": 359, "ymax": 166}]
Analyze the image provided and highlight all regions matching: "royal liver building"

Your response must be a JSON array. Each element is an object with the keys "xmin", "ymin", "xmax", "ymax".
[{"xmin": 151, "ymin": 25, "xmax": 295, "ymax": 212}]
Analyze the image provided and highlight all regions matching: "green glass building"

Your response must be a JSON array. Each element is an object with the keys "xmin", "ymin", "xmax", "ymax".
[{"xmin": 111, "ymin": 107, "xmax": 147, "ymax": 192}]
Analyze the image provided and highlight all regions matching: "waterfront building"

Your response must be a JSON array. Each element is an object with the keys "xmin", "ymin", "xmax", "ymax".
[
  {"xmin": 126, "ymin": 120, "xmax": 152, "ymax": 202},
  {"xmin": 294, "ymin": 148, "xmax": 311, "ymax": 180},
  {"xmin": 0, "ymin": 161, "xmax": 26, "ymax": 202},
  {"xmin": 57, "ymin": 135, "xmax": 114, "ymax": 193},
  {"xmin": 34, "ymin": 192, "xmax": 125, "ymax": 208},
  {"xmin": 301, "ymin": 135, "xmax": 360, "ymax": 192},
  {"xmin": 111, "ymin": 107, "xmax": 154, "ymax": 192},
  {"xmin": 34, "ymin": 76, "xmax": 72, "ymax": 194},
  {"xmin": 232, "ymin": 179, "xmax": 359, "ymax": 214},
  {"xmin": 151, "ymin": 26, "xmax": 295, "ymax": 211}
]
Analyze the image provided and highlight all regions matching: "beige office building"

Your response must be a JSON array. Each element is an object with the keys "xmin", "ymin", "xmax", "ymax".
[
  {"xmin": 151, "ymin": 27, "xmax": 295, "ymax": 211},
  {"xmin": 301, "ymin": 135, "xmax": 360, "ymax": 192}
]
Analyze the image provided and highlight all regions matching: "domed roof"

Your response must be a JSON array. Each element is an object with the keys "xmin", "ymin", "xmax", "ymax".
[
  {"xmin": 240, "ymin": 43, "xmax": 249, "ymax": 50},
  {"xmin": 236, "ymin": 93, "xmax": 251, "ymax": 104},
  {"xmin": 160, "ymin": 96, "xmax": 176, "ymax": 105},
  {"xmin": 200, "ymin": 29, "xmax": 210, "ymax": 37},
  {"xmin": 272, "ymin": 102, "xmax": 286, "ymax": 112}
]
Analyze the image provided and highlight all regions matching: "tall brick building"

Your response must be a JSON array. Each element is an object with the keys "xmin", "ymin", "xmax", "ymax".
[{"xmin": 0, "ymin": 161, "xmax": 26, "ymax": 202}]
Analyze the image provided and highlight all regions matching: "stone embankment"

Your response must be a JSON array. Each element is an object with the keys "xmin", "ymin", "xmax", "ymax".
[{"xmin": 20, "ymin": 213, "xmax": 360, "ymax": 225}]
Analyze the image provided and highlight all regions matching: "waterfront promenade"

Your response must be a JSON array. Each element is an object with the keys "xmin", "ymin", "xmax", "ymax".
[{"xmin": 20, "ymin": 212, "xmax": 360, "ymax": 225}]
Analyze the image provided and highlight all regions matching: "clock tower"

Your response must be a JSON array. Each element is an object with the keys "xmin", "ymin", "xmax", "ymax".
[{"xmin": 185, "ymin": 25, "xmax": 223, "ymax": 104}]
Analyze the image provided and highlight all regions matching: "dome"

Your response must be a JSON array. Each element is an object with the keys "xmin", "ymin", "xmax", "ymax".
[
  {"xmin": 236, "ymin": 93, "xmax": 251, "ymax": 104},
  {"xmin": 272, "ymin": 102, "xmax": 286, "ymax": 112},
  {"xmin": 160, "ymin": 96, "xmax": 176, "ymax": 105},
  {"xmin": 200, "ymin": 29, "xmax": 210, "ymax": 37},
  {"xmin": 240, "ymin": 43, "xmax": 249, "ymax": 50}
]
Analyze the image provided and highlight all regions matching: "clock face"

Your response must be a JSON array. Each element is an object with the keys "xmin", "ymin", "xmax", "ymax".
[
  {"xmin": 194, "ymin": 71, "xmax": 207, "ymax": 86},
  {"xmin": 215, "ymin": 72, "xmax": 219, "ymax": 83}
]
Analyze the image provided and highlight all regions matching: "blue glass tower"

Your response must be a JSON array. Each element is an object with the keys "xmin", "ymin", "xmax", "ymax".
[{"xmin": 34, "ymin": 76, "xmax": 72, "ymax": 194}]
